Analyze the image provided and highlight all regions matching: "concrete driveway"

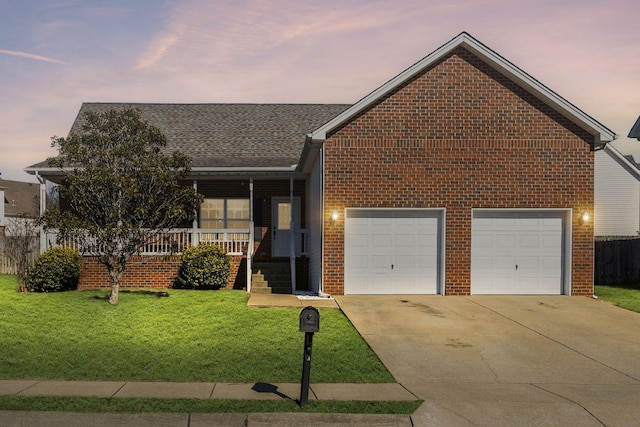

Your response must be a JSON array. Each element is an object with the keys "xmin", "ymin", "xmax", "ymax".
[{"xmin": 335, "ymin": 295, "xmax": 640, "ymax": 426}]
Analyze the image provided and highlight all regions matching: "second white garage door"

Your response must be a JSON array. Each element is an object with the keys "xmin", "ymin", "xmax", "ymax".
[
  {"xmin": 344, "ymin": 209, "xmax": 442, "ymax": 294},
  {"xmin": 471, "ymin": 211, "xmax": 566, "ymax": 295}
]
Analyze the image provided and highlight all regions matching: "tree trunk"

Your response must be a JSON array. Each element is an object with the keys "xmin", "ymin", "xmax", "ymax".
[{"xmin": 108, "ymin": 268, "xmax": 122, "ymax": 305}]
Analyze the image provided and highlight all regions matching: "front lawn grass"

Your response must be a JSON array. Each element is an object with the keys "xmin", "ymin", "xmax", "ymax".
[
  {"xmin": 595, "ymin": 285, "xmax": 640, "ymax": 313},
  {"xmin": 0, "ymin": 274, "xmax": 393, "ymax": 383}
]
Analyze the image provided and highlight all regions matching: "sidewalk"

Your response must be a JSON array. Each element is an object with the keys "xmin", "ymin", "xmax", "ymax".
[
  {"xmin": 0, "ymin": 379, "xmax": 417, "ymax": 402},
  {"xmin": 0, "ymin": 411, "xmax": 414, "ymax": 426},
  {"xmin": 0, "ymin": 380, "xmax": 418, "ymax": 427}
]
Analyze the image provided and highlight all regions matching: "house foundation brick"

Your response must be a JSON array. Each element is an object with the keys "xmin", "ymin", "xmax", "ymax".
[{"xmin": 77, "ymin": 254, "xmax": 244, "ymax": 290}]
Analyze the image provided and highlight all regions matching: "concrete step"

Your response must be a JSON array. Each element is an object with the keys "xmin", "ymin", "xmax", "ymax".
[{"xmin": 250, "ymin": 262, "xmax": 292, "ymax": 294}]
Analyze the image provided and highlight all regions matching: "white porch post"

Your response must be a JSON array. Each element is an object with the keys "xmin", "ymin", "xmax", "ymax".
[
  {"xmin": 192, "ymin": 179, "xmax": 199, "ymax": 247},
  {"xmin": 290, "ymin": 177, "xmax": 296, "ymax": 293},
  {"xmin": 36, "ymin": 173, "xmax": 47, "ymax": 254},
  {"xmin": 247, "ymin": 178, "xmax": 254, "ymax": 292}
]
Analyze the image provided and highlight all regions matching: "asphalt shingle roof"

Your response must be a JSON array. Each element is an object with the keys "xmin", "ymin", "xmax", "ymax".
[
  {"xmin": 0, "ymin": 178, "xmax": 40, "ymax": 218},
  {"xmin": 34, "ymin": 103, "xmax": 350, "ymax": 170}
]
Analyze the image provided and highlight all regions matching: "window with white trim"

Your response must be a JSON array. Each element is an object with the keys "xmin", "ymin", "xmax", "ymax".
[{"xmin": 200, "ymin": 199, "xmax": 250, "ymax": 229}]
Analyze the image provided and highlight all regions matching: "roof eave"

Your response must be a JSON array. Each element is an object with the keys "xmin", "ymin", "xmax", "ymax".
[{"xmin": 25, "ymin": 166, "xmax": 305, "ymax": 183}]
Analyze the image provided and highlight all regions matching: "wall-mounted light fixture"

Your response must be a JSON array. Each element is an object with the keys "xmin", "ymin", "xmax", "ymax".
[
  {"xmin": 580, "ymin": 211, "xmax": 590, "ymax": 225},
  {"xmin": 329, "ymin": 210, "xmax": 339, "ymax": 225}
]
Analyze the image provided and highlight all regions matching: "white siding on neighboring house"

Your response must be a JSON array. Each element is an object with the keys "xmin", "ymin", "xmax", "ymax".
[
  {"xmin": 307, "ymin": 153, "xmax": 323, "ymax": 293},
  {"xmin": 594, "ymin": 144, "xmax": 640, "ymax": 238}
]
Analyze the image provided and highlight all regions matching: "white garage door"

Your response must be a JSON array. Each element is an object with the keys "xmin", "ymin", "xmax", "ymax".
[
  {"xmin": 471, "ymin": 211, "xmax": 565, "ymax": 295},
  {"xmin": 344, "ymin": 209, "xmax": 441, "ymax": 294}
]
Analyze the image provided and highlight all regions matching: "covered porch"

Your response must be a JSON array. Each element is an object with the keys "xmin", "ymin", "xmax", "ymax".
[{"xmin": 38, "ymin": 175, "xmax": 310, "ymax": 293}]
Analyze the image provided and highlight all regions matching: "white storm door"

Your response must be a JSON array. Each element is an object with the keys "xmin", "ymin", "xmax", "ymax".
[
  {"xmin": 272, "ymin": 197, "xmax": 300, "ymax": 257},
  {"xmin": 471, "ymin": 211, "xmax": 564, "ymax": 295}
]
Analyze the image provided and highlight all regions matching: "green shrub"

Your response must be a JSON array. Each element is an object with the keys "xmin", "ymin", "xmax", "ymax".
[
  {"xmin": 26, "ymin": 247, "xmax": 82, "ymax": 292},
  {"xmin": 173, "ymin": 244, "xmax": 230, "ymax": 290}
]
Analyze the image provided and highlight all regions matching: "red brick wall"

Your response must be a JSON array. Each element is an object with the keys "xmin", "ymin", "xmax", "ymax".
[
  {"xmin": 78, "ymin": 255, "xmax": 244, "ymax": 290},
  {"xmin": 323, "ymin": 47, "xmax": 594, "ymax": 296}
]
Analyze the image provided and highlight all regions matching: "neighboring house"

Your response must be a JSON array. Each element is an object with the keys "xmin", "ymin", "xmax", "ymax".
[
  {"xmin": 0, "ymin": 178, "xmax": 40, "ymax": 274},
  {"xmin": 0, "ymin": 178, "xmax": 40, "ymax": 229},
  {"xmin": 594, "ymin": 144, "xmax": 640, "ymax": 239},
  {"xmin": 26, "ymin": 32, "xmax": 616, "ymax": 296}
]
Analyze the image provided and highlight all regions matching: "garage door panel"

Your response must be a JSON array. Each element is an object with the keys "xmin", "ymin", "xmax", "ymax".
[
  {"xmin": 348, "ymin": 234, "xmax": 369, "ymax": 247},
  {"xmin": 371, "ymin": 255, "xmax": 392, "ymax": 270},
  {"xmin": 472, "ymin": 211, "xmax": 564, "ymax": 295},
  {"xmin": 496, "ymin": 234, "xmax": 517, "ymax": 248},
  {"xmin": 542, "ymin": 234, "xmax": 562, "ymax": 248},
  {"xmin": 495, "ymin": 256, "xmax": 517, "ymax": 269},
  {"xmin": 395, "ymin": 234, "xmax": 416, "ymax": 248},
  {"xmin": 349, "ymin": 254, "xmax": 369, "ymax": 270},
  {"xmin": 345, "ymin": 210, "xmax": 441, "ymax": 295},
  {"xmin": 371, "ymin": 234, "xmax": 391, "ymax": 248},
  {"xmin": 519, "ymin": 234, "xmax": 540, "ymax": 248},
  {"xmin": 518, "ymin": 256, "xmax": 539, "ymax": 269}
]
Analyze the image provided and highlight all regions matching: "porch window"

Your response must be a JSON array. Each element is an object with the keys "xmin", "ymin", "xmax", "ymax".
[{"xmin": 200, "ymin": 198, "xmax": 250, "ymax": 229}]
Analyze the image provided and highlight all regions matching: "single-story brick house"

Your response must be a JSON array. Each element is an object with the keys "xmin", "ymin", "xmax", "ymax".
[{"xmin": 26, "ymin": 32, "xmax": 616, "ymax": 296}]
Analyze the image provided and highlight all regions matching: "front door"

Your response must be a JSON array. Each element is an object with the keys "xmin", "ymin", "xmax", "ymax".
[{"xmin": 272, "ymin": 197, "xmax": 301, "ymax": 257}]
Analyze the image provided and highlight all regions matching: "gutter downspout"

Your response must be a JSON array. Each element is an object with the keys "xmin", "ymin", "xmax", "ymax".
[{"xmin": 319, "ymin": 147, "xmax": 327, "ymax": 297}]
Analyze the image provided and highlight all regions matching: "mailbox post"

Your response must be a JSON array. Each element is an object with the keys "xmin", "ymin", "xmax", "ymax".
[{"xmin": 299, "ymin": 306, "xmax": 319, "ymax": 408}]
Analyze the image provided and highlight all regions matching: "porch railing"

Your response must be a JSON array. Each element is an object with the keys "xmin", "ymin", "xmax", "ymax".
[
  {"xmin": 296, "ymin": 228, "xmax": 308, "ymax": 256},
  {"xmin": 44, "ymin": 227, "xmax": 306, "ymax": 257},
  {"xmin": 45, "ymin": 228, "xmax": 251, "ymax": 256}
]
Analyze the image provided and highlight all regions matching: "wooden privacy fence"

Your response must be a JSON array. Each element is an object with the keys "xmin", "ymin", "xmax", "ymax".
[
  {"xmin": 595, "ymin": 238, "xmax": 640, "ymax": 286},
  {"xmin": 0, "ymin": 251, "xmax": 39, "ymax": 274}
]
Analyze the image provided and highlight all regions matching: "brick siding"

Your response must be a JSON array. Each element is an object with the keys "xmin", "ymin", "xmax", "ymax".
[
  {"xmin": 78, "ymin": 254, "xmax": 245, "ymax": 290},
  {"xmin": 322, "ymin": 47, "xmax": 594, "ymax": 296}
]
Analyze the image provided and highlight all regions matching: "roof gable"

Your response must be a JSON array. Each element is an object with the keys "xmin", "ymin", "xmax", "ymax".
[{"xmin": 309, "ymin": 32, "xmax": 616, "ymax": 145}]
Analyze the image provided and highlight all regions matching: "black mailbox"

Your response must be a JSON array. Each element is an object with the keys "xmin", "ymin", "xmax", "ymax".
[{"xmin": 299, "ymin": 306, "xmax": 320, "ymax": 333}]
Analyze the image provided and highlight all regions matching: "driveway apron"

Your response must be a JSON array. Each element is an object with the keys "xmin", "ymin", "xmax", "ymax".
[{"xmin": 335, "ymin": 295, "xmax": 640, "ymax": 427}]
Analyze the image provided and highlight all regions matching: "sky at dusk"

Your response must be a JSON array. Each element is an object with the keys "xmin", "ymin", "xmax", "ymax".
[{"xmin": 1, "ymin": 0, "xmax": 639, "ymax": 182}]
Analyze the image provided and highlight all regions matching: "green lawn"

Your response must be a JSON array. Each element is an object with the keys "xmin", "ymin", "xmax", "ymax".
[
  {"xmin": 0, "ymin": 396, "xmax": 421, "ymax": 414},
  {"xmin": 595, "ymin": 285, "xmax": 640, "ymax": 313},
  {"xmin": 0, "ymin": 274, "xmax": 393, "ymax": 384}
]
